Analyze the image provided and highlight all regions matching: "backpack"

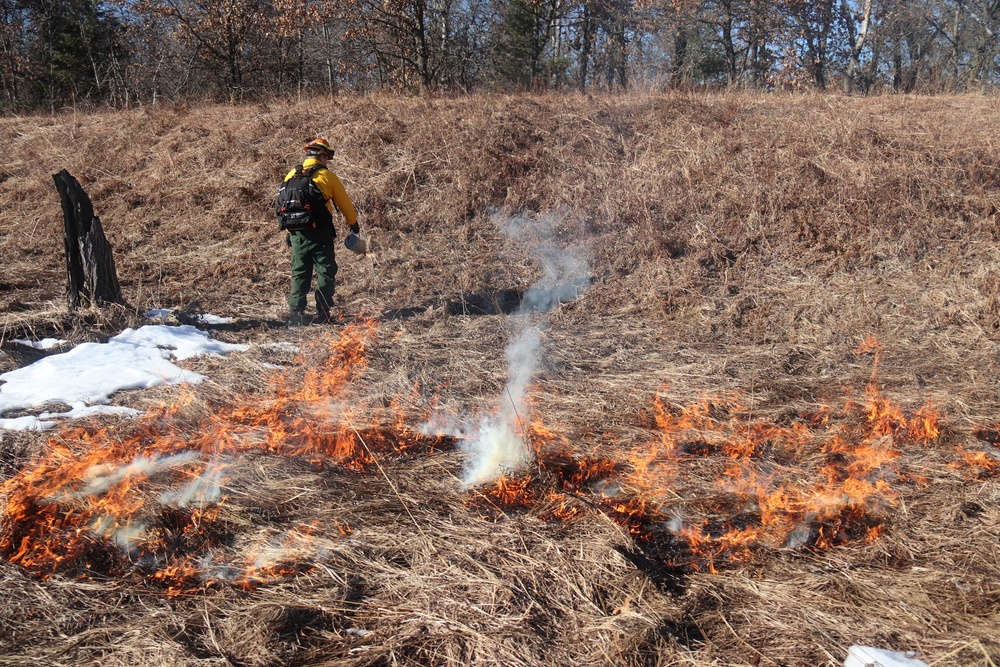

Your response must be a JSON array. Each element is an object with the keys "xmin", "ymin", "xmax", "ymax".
[{"xmin": 275, "ymin": 165, "xmax": 327, "ymax": 231}]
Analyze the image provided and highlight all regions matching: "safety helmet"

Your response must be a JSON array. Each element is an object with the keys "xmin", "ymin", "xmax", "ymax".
[{"xmin": 304, "ymin": 138, "xmax": 334, "ymax": 157}]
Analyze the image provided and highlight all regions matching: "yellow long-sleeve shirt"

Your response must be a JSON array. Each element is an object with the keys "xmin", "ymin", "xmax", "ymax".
[{"xmin": 284, "ymin": 157, "xmax": 358, "ymax": 229}]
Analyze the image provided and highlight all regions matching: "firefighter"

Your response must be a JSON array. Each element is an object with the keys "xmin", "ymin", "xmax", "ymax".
[{"xmin": 282, "ymin": 138, "xmax": 359, "ymax": 325}]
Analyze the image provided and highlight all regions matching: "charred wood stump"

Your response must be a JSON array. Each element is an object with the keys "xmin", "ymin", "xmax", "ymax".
[{"xmin": 53, "ymin": 169, "xmax": 122, "ymax": 309}]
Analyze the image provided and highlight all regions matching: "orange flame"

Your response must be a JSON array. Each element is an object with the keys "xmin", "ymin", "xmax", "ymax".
[
  {"xmin": 472, "ymin": 338, "xmax": 944, "ymax": 574},
  {"xmin": 7, "ymin": 329, "xmax": 980, "ymax": 589},
  {"xmin": 0, "ymin": 321, "xmax": 450, "ymax": 592}
]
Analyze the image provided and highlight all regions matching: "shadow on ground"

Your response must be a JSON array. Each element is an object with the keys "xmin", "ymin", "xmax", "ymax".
[{"xmin": 384, "ymin": 289, "xmax": 524, "ymax": 321}]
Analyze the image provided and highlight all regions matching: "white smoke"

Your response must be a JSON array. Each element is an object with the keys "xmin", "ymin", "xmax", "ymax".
[
  {"xmin": 90, "ymin": 513, "xmax": 147, "ymax": 550},
  {"xmin": 73, "ymin": 451, "xmax": 200, "ymax": 498},
  {"xmin": 69, "ymin": 452, "xmax": 227, "ymax": 555},
  {"xmin": 504, "ymin": 213, "xmax": 591, "ymax": 315},
  {"xmin": 419, "ymin": 412, "xmax": 465, "ymax": 439},
  {"xmin": 159, "ymin": 455, "xmax": 229, "ymax": 507},
  {"xmin": 457, "ymin": 210, "xmax": 591, "ymax": 486},
  {"xmin": 784, "ymin": 519, "xmax": 814, "ymax": 550},
  {"xmin": 459, "ymin": 327, "xmax": 540, "ymax": 486}
]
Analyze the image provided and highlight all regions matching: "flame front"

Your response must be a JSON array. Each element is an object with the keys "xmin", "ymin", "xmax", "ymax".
[
  {"xmin": 0, "ymin": 321, "xmax": 445, "ymax": 594},
  {"xmin": 473, "ymin": 339, "xmax": 949, "ymax": 573},
  {"xmin": 5, "ymin": 330, "xmax": 991, "ymax": 592}
]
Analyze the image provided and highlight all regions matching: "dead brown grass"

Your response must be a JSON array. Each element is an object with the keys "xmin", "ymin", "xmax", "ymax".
[{"xmin": 1, "ymin": 92, "xmax": 1000, "ymax": 666}]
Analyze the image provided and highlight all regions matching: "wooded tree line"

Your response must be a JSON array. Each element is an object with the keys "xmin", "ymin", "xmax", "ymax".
[{"xmin": 2, "ymin": 0, "xmax": 999, "ymax": 110}]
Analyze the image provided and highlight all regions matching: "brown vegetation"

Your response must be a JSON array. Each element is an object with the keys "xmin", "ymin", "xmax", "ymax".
[{"xmin": 1, "ymin": 92, "xmax": 999, "ymax": 666}]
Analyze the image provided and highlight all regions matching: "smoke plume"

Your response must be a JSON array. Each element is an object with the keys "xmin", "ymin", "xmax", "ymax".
[{"xmin": 458, "ymin": 211, "xmax": 591, "ymax": 486}]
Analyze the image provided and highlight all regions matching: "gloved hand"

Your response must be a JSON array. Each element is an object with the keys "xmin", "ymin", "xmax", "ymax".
[
  {"xmin": 349, "ymin": 223, "xmax": 360, "ymax": 235},
  {"xmin": 285, "ymin": 233, "xmax": 292, "ymax": 247}
]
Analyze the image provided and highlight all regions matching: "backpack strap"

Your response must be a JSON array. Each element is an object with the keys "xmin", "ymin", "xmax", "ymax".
[
  {"xmin": 290, "ymin": 164, "xmax": 324, "ymax": 178},
  {"xmin": 304, "ymin": 164, "xmax": 335, "ymax": 224}
]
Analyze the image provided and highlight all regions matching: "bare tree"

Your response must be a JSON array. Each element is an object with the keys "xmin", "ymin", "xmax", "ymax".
[
  {"xmin": 842, "ymin": 0, "xmax": 875, "ymax": 92},
  {"xmin": 135, "ymin": 0, "xmax": 278, "ymax": 96},
  {"xmin": 789, "ymin": 0, "xmax": 839, "ymax": 88}
]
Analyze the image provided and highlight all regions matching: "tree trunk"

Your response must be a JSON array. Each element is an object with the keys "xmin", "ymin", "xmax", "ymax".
[
  {"xmin": 578, "ymin": 2, "xmax": 593, "ymax": 91},
  {"xmin": 671, "ymin": 26, "xmax": 687, "ymax": 88},
  {"xmin": 53, "ymin": 169, "xmax": 122, "ymax": 310},
  {"xmin": 721, "ymin": 1, "xmax": 737, "ymax": 86},
  {"xmin": 842, "ymin": 0, "xmax": 873, "ymax": 93},
  {"xmin": 323, "ymin": 23, "xmax": 337, "ymax": 97}
]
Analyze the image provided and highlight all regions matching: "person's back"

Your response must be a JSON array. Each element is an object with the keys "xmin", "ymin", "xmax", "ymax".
[{"xmin": 281, "ymin": 138, "xmax": 360, "ymax": 325}]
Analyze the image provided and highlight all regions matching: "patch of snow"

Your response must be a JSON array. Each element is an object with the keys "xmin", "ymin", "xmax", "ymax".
[
  {"xmin": 13, "ymin": 338, "xmax": 68, "ymax": 350},
  {"xmin": 146, "ymin": 308, "xmax": 174, "ymax": 320},
  {"xmin": 0, "ymin": 325, "xmax": 249, "ymax": 430},
  {"xmin": 844, "ymin": 646, "xmax": 928, "ymax": 667},
  {"xmin": 111, "ymin": 325, "xmax": 248, "ymax": 361},
  {"xmin": 40, "ymin": 403, "xmax": 142, "ymax": 420},
  {"xmin": 0, "ymin": 416, "xmax": 57, "ymax": 431},
  {"xmin": 195, "ymin": 314, "xmax": 234, "ymax": 325},
  {"xmin": 262, "ymin": 342, "xmax": 300, "ymax": 353}
]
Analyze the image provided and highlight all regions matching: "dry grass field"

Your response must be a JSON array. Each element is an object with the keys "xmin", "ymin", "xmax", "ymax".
[{"xmin": 1, "ymin": 92, "xmax": 999, "ymax": 666}]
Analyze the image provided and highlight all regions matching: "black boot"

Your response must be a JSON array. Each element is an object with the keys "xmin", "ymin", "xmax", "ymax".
[
  {"xmin": 287, "ymin": 309, "xmax": 308, "ymax": 327},
  {"xmin": 315, "ymin": 306, "xmax": 332, "ymax": 325},
  {"xmin": 315, "ymin": 292, "xmax": 333, "ymax": 324}
]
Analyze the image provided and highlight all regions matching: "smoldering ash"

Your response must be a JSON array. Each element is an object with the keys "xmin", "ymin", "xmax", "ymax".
[{"xmin": 459, "ymin": 211, "xmax": 592, "ymax": 487}]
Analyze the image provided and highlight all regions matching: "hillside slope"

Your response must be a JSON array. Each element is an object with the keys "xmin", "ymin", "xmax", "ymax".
[{"xmin": 1, "ymin": 93, "xmax": 999, "ymax": 666}]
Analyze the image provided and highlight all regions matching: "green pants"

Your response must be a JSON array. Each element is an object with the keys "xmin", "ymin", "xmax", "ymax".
[{"xmin": 288, "ymin": 225, "xmax": 338, "ymax": 317}]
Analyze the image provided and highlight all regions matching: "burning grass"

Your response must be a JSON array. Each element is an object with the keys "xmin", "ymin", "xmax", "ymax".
[
  {"xmin": 2, "ymin": 92, "xmax": 1000, "ymax": 665},
  {"xmin": 0, "ymin": 321, "xmax": 453, "ymax": 596},
  {"xmin": 4, "ymin": 316, "xmax": 996, "ymax": 665},
  {"xmin": 470, "ymin": 338, "xmax": 944, "ymax": 578},
  {"xmin": 2, "ymin": 325, "xmax": 999, "ymax": 665}
]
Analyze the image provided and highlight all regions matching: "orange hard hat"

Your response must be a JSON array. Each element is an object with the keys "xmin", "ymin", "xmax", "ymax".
[{"xmin": 304, "ymin": 138, "xmax": 334, "ymax": 156}]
